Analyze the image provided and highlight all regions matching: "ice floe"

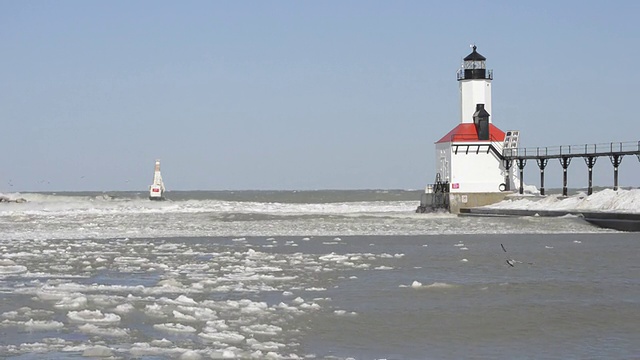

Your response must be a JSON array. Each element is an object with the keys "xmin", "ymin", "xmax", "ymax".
[
  {"xmin": 153, "ymin": 322, "xmax": 197, "ymax": 333},
  {"xmin": 0, "ymin": 233, "xmax": 411, "ymax": 358},
  {"xmin": 78, "ymin": 323, "xmax": 129, "ymax": 337},
  {"xmin": 67, "ymin": 310, "xmax": 120, "ymax": 324}
]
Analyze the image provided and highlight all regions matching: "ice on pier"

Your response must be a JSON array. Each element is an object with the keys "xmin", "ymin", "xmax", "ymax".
[{"xmin": 487, "ymin": 188, "xmax": 640, "ymax": 213}]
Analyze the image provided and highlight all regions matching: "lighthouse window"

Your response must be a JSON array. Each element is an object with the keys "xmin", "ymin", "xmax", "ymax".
[{"xmin": 464, "ymin": 60, "xmax": 485, "ymax": 69}]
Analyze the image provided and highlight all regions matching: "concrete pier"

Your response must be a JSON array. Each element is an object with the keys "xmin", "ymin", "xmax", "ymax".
[
  {"xmin": 458, "ymin": 207, "xmax": 640, "ymax": 231},
  {"xmin": 448, "ymin": 192, "xmax": 512, "ymax": 214}
]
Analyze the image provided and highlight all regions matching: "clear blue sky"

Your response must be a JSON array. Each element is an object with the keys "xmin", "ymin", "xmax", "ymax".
[{"xmin": 2, "ymin": 1, "xmax": 639, "ymax": 191}]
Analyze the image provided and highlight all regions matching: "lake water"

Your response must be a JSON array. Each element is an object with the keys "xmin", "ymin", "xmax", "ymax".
[{"xmin": 0, "ymin": 191, "xmax": 637, "ymax": 359}]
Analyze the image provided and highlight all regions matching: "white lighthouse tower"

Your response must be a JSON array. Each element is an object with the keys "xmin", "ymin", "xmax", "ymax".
[
  {"xmin": 420, "ymin": 46, "xmax": 518, "ymax": 213},
  {"xmin": 148, "ymin": 160, "xmax": 166, "ymax": 201}
]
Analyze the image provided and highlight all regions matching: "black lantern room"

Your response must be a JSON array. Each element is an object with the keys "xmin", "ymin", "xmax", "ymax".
[{"xmin": 458, "ymin": 45, "xmax": 492, "ymax": 80}]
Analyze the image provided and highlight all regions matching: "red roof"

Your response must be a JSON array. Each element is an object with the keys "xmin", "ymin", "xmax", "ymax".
[{"xmin": 436, "ymin": 123, "xmax": 506, "ymax": 143}]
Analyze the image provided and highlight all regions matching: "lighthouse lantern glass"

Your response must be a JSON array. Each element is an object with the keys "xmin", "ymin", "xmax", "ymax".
[{"xmin": 465, "ymin": 60, "xmax": 485, "ymax": 70}]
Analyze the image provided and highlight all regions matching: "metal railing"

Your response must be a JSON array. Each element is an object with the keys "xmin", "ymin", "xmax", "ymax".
[
  {"xmin": 503, "ymin": 141, "xmax": 640, "ymax": 159},
  {"xmin": 456, "ymin": 68, "xmax": 493, "ymax": 81}
]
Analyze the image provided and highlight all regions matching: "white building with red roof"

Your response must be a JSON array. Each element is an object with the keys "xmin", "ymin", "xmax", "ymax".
[{"xmin": 422, "ymin": 46, "xmax": 518, "ymax": 212}]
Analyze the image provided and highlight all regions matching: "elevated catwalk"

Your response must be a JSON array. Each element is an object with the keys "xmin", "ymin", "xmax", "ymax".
[{"xmin": 501, "ymin": 141, "xmax": 640, "ymax": 196}]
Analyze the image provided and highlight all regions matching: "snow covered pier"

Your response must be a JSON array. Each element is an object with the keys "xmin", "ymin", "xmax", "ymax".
[
  {"xmin": 459, "ymin": 189, "xmax": 640, "ymax": 231},
  {"xmin": 502, "ymin": 141, "xmax": 640, "ymax": 196},
  {"xmin": 459, "ymin": 207, "xmax": 640, "ymax": 232}
]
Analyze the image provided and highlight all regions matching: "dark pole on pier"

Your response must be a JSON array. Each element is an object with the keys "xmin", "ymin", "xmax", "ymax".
[
  {"xmin": 503, "ymin": 159, "xmax": 512, "ymax": 191},
  {"xmin": 517, "ymin": 159, "xmax": 526, "ymax": 195},
  {"xmin": 584, "ymin": 156, "xmax": 597, "ymax": 195},
  {"xmin": 560, "ymin": 157, "xmax": 571, "ymax": 196},
  {"xmin": 536, "ymin": 158, "xmax": 548, "ymax": 195},
  {"xmin": 609, "ymin": 154, "xmax": 623, "ymax": 190}
]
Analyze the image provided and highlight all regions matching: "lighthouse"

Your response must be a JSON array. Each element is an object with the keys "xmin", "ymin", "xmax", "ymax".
[
  {"xmin": 419, "ymin": 46, "xmax": 518, "ymax": 213},
  {"xmin": 149, "ymin": 160, "xmax": 166, "ymax": 201}
]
